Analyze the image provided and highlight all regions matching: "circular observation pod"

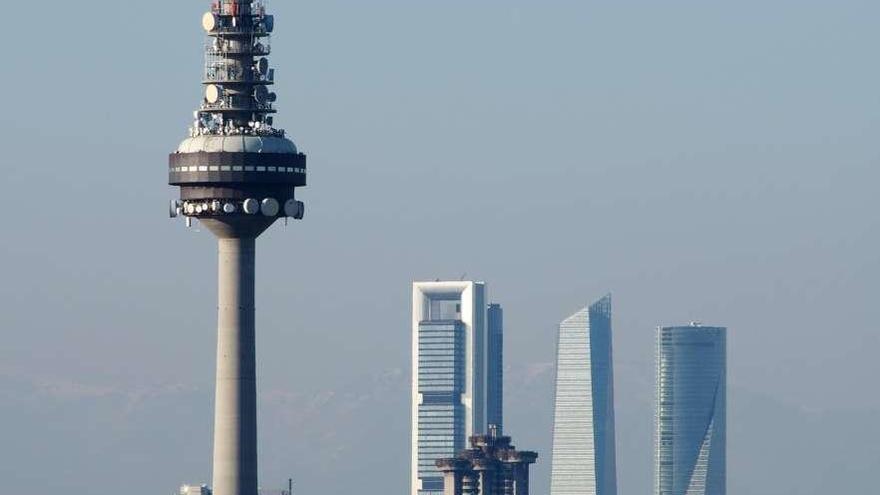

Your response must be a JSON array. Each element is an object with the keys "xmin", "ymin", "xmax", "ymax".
[
  {"xmin": 205, "ymin": 84, "xmax": 222, "ymax": 104},
  {"xmin": 261, "ymin": 198, "xmax": 280, "ymax": 217},
  {"xmin": 243, "ymin": 199, "xmax": 260, "ymax": 215},
  {"xmin": 202, "ymin": 12, "xmax": 219, "ymax": 32}
]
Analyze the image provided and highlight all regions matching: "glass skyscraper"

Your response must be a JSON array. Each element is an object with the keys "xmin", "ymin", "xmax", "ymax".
[
  {"xmin": 550, "ymin": 295, "xmax": 618, "ymax": 495},
  {"xmin": 411, "ymin": 281, "xmax": 502, "ymax": 495},
  {"xmin": 487, "ymin": 303, "xmax": 503, "ymax": 433},
  {"xmin": 655, "ymin": 324, "xmax": 727, "ymax": 495}
]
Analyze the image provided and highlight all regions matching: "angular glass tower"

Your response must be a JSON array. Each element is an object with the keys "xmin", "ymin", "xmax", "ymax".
[
  {"xmin": 655, "ymin": 324, "xmax": 727, "ymax": 495},
  {"xmin": 550, "ymin": 295, "xmax": 618, "ymax": 495},
  {"xmin": 411, "ymin": 282, "xmax": 501, "ymax": 495}
]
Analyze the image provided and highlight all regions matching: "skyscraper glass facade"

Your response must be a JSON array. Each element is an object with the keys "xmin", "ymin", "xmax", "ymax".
[
  {"xmin": 412, "ymin": 282, "xmax": 498, "ymax": 495},
  {"xmin": 550, "ymin": 295, "xmax": 618, "ymax": 495},
  {"xmin": 417, "ymin": 320, "xmax": 466, "ymax": 493},
  {"xmin": 487, "ymin": 303, "xmax": 504, "ymax": 433},
  {"xmin": 655, "ymin": 325, "xmax": 726, "ymax": 495}
]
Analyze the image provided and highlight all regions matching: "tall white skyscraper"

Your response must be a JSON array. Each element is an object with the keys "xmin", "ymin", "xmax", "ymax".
[
  {"xmin": 655, "ymin": 324, "xmax": 727, "ymax": 495},
  {"xmin": 411, "ymin": 281, "xmax": 502, "ymax": 495},
  {"xmin": 550, "ymin": 295, "xmax": 618, "ymax": 495}
]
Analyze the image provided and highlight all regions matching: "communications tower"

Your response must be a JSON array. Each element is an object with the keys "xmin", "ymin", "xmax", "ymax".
[{"xmin": 168, "ymin": 2, "xmax": 306, "ymax": 495}]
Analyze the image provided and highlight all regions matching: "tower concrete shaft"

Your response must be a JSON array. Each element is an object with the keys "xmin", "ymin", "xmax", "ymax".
[{"xmin": 213, "ymin": 236, "xmax": 258, "ymax": 495}]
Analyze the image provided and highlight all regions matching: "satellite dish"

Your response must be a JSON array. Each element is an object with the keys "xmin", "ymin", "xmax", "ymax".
[
  {"xmin": 169, "ymin": 200, "xmax": 180, "ymax": 218},
  {"xmin": 223, "ymin": 203, "xmax": 236, "ymax": 214},
  {"xmin": 267, "ymin": 92, "xmax": 277, "ymax": 103},
  {"xmin": 261, "ymin": 198, "xmax": 280, "ymax": 217},
  {"xmin": 254, "ymin": 85, "xmax": 269, "ymax": 103},
  {"xmin": 263, "ymin": 15, "xmax": 275, "ymax": 33},
  {"xmin": 243, "ymin": 198, "xmax": 260, "ymax": 215},
  {"xmin": 202, "ymin": 12, "xmax": 219, "ymax": 32},
  {"xmin": 205, "ymin": 84, "xmax": 221, "ymax": 104},
  {"xmin": 256, "ymin": 58, "xmax": 269, "ymax": 75},
  {"xmin": 284, "ymin": 199, "xmax": 304, "ymax": 219}
]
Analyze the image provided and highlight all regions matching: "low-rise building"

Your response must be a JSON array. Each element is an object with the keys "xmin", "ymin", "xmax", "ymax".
[{"xmin": 180, "ymin": 485, "xmax": 211, "ymax": 495}]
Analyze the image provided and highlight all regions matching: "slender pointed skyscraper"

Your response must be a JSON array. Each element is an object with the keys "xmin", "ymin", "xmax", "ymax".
[
  {"xmin": 654, "ymin": 324, "xmax": 727, "ymax": 495},
  {"xmin": 167, "ymin": 2, "xmax": 307, "ymax": 495},
  {"xmin": 550, "ymin": 295, "xmax": 618, "ymax": 495}
]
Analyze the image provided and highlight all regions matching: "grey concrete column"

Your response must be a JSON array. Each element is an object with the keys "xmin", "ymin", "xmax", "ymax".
[{"xmin": 212, "ymin": 237, "xmax": 258, "ymax": 495}]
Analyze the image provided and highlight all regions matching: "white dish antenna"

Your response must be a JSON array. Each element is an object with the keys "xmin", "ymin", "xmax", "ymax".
[
  {"xmin": 202, "ymin": 12, "xmax": 219, "ymax": 32},
  {"xmin": 263, "ymin": 15, "xmax": 275, "ymax": 33},
  {"xmin": 243, "ymin": 198, "xmax": 260, "ymax": 215},
  {"xmin": 284, "ymin": 199, "xmax": 304, "ymax": 219},
  {"xmin": 256, "ymin": 58, "xmax": 269, "ymax": 75},
  {"xmin": 206, "ymin": 84, "xmax": 221, "ymax": 104},
  {"xmin": 255, "ymin": 86, "xmax": 269, "ymax": 103},
  {"xmin": 261, "ymin": 198, "xmax": 280, "ymax": 217}
]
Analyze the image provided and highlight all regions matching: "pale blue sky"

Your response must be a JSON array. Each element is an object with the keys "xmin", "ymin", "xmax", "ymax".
[{"xmin": 1, "ymin": 1, "xmax": 878, "ymax": 494}]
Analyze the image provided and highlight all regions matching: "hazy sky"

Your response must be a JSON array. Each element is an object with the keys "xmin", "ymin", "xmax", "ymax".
[{"xmin": 1, "ymin": 1, "xmax": 878, "ymax": 494}]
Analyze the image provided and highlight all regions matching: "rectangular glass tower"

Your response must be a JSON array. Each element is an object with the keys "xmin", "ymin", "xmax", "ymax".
[
  {"xmin": 550, "ymin": 294, "xmax": 618, "ymax": 495},
  {"xmin": 411, "ymin": 282, "xmax": 500, "ymax": 495},
  {"xmin": 655, "ymin": 324, "xmax": 727, "ymax": 495},
  {"xmin": 487, "ymin": 303, "xmax": 504, "ymax": 433}
]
